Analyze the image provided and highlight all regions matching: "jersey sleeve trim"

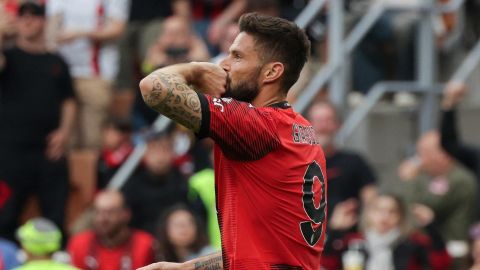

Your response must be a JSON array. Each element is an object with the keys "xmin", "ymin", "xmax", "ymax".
[{"xmin": 196, "ymin": 92, "xmax": 211, "ymax": 139}]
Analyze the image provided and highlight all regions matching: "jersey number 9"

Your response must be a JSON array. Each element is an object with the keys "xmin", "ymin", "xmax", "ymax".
[{"xmin": 300, "ymin": 160, "xmax": 326, "ymax": 247}]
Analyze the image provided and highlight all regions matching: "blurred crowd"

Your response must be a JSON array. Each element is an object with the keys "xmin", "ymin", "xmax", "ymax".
[{"xmin": 0, "ymin": 0, "xmax": 479, "ymax": 269}]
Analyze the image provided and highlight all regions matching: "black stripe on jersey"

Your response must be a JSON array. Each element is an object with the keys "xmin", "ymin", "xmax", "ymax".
[{"xmin": 196, "ymin": 92, "xmax": 211, "ymax": 139}]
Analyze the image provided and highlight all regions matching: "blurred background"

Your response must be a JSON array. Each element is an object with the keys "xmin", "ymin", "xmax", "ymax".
[{"xmin": 0, "ymin": 0, "xmax": 480, "ymax": 269}]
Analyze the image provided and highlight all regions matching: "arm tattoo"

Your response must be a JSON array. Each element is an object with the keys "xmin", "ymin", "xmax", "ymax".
[
  {"xmin": 142, "ymin": 72, "xmax": 202, "ymax": 132},
  {"xmin": 194, "ymin": 255, "xmax": 223, "ymax": 270}
]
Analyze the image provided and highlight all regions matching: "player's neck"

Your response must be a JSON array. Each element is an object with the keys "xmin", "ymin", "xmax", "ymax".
[{"xmin": 252, "ymin": 86, "xmax": 287, "ymax": 108}]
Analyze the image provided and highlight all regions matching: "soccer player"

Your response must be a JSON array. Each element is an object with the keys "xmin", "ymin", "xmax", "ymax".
[{"xmin": 138, "ymin": 13, "xmax": 327, "ymax": 270}]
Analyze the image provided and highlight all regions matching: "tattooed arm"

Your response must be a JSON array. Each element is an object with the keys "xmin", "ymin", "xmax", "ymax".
[
  {"xmin": 187, "ymin": 252, "xmax": 223, "ymax": 270},
  {"xmin": 137, "ymin": 252, "xmax": 223, "ymax": 270},
  {"xmin": 139, "ymin": 62, "xmax": 227, "ymax": 132}
]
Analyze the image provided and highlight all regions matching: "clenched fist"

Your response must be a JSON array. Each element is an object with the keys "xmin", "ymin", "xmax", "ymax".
[{"xmin": 190, "ymin": 62, "xmax": 227, "ymax": 98}]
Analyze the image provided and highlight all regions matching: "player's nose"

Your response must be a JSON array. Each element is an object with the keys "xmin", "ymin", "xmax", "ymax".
[{"xmin": 219, "ymin": 57, "xmax": 230, "ymax": 72}]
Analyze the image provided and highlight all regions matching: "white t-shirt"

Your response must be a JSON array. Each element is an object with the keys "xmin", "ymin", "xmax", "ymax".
[{"xmin": 47, "ymin": 0, "xmax": 129, "ymax": 81}]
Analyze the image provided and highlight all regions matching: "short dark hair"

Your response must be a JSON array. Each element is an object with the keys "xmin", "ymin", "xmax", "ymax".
[{"xmin": 239, "ymin": 12, "xmax": 310, "ymax": 93}]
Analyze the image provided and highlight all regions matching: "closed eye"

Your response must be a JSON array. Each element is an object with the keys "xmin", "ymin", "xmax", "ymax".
[{"xmin": 230, "ymin": 50, "xmax": 242, "ymax": 60}]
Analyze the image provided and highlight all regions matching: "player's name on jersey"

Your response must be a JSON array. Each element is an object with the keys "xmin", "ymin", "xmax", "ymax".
[{"xmin": 292, "ymin": 124, "xmax": 320, "ymax": 145}]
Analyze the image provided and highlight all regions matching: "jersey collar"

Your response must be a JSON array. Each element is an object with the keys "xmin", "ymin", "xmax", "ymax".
[{"xmin": 268, "ymin": 101, "xmax": 291, "ymax": 109}]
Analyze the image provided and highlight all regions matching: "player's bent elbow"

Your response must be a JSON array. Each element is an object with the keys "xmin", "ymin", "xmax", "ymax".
[{"xmin": 139, "ymin": 77, "xmax": 153, "ymax": 97}]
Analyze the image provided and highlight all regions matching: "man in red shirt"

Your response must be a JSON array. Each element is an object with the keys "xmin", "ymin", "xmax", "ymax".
[
  {"xmin": 68, "ymin": 190, "xmax": 156, "ymax": 269},
  {"xmin": 138, "ymin": 13, "xmax": 327, "ymax": 270}
]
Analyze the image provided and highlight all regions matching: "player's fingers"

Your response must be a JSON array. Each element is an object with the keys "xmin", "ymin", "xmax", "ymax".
[
  {"xmin": 137, "ymin": 263, "xmax": 162, "ymax": 270},
  {"xmin": 343, "ymin": 198, "xmax": 358, "ymax": 211}
]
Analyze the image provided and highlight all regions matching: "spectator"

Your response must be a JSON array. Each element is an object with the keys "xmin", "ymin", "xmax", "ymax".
[
  {"xmin": 68, "ymin": 190, "xmax": 156, "ymax": 269},
  {"xmin": 121, "ymin": 131, "xmax": 196, "ymax": 234},
  {"xmin": 142, "ymin": 16, "xmax": 210, "ymax": 74},
  {"xmin": 400, "ymin": 131, "xmax": 477, "ymax": 266},
  {"xmin": 210, "ymin": 22, "xmax": 239, "ymax": 64},
  {"xmin": 97, "ymin": 118, "xmax": 133, "ymax": 190},
  {"xmin": 157, "ymin": 205, "xmax": 214, "ymax": 263},
  {"xmin": 441, "ymin": 81, "xmax": 480, "ymax": 216},
  {"xmin": 113, "ymin": 0, "xmax": 190, "ymax": 119},
  {"xmin": 46, "ymin": 0, "xmax": 129, "ymax": 227},
  {"xmin": 307, "ymin": 101, "xmax": 377, "ymax": 217},
  {"xmin": 48, "ymin": 0, "xmax": 128, "ymax": 149},
  {"xmin": 15, "ymin": 217, "xmax": 78, "ymax": 270},
  {"xmin": 190, "ymin": 0, "xmax": 247, "ymax": 54},
  {"xmin": 0, "ymin": 1, "xmax": 76, "ymax": 241},
  {"xmin": 135, "ymin": 16, "xmax": 209, "ymax": 128},
  {"xmin": 322, "ymin": 193, "xmax": 451, "ymax": 270},
  {"xmin": 0, "ymin": 238, "xmax": 20, "ymax": 270}
]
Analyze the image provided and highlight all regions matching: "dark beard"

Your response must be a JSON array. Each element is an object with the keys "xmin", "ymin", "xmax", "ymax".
[{"xmin": 224, "ymin": 69, "xmax": 261, "ymax": 103}]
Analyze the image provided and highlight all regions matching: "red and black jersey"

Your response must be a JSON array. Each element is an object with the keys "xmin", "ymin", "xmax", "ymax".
[{"xmin": 197, "ymin": 94, "xmax": 327, "ymax": 270}]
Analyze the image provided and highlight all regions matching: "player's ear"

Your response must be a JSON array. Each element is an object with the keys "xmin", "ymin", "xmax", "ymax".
[{"xmin": 262, "ymin": 62, "xmax": 284, "ymax": 84}]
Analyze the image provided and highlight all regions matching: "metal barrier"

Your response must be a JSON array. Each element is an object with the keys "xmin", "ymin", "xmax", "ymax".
[
  {"xmin": 336, "ymin": 36, "xmax": 480, "ymax": 145},
  {"xmin": 293, "ymin": 0, "xmax": 471, "ymax": 137},
  {"xmin": 107, "ymin": 116, "xmax": 171, "ymax": 190}
]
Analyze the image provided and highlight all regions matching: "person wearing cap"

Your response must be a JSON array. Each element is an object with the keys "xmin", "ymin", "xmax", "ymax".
[
  {"xmin": 14, "ymin": 217, "xmax": 78, "ymax": 270},
  {"xmin": 0, "ymin": 1, "xmax": 76, "ymax": 241}
]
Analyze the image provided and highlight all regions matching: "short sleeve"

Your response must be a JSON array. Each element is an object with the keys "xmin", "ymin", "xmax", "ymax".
[
  {"xmin": 106, "ymin": 0, "xmax": 130, "ymax": 22},
  {"xmin": 197, "ymin": 93, "xmax": 281, "ymax": 161},
  {"xmin": 57, "ymin": 56, "xmax": 75, "ymax": 100}
]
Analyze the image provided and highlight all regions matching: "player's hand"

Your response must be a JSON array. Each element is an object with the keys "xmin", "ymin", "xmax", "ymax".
[
  {"xmin": 412, "ymin": 203, "xmax": 435, "ymax": 227},
  {"xmin": 191, "ymin": 62, "xmax": 227, "ymax": 98},
  {"xmin": 398, "ymin": 157, "xmax": 422, "ymax": 181},
  {"xmin": 329, "ymin": 199, "xmax": 358, "ymax": 231},
  {"xmin": 0, "ymin": 7, "xmax": 16, "ymax": 37},
  {"xmin": 45, "ymin": 128, "xmax": 68, "ymax": 161},
  {"xmin": 57, "ymin": 31, "xmax": 86, "ymax": 44},
  {"xmin": 137, "ymin": 262, "xmax": 186, "ymax": 270},
  {"xmin": 442, "ymin": 81, "xmax": 467, "ymax": 110}
]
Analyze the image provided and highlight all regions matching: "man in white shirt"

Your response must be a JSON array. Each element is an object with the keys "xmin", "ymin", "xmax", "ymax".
[{"xmin": 47, "ymin": 0, "xmax": 129, "ymax": 226}]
